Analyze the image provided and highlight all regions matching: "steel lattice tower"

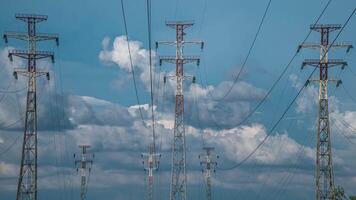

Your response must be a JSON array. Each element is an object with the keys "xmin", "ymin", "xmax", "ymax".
[
  {"xmin": 74, "ymin": 145, "xmax": 94, "ymax": 200},
  {"xmin": 199, "ymin": 147, "xmax": 218, "ymax": 200},
  {"xmin": 142, "ymin": 145, "xmax": 161, "ymax": 200},
  {"xmin": 298, "ymin": 24, "xmax": 352, "ymax": 200},
  {"xmin": 3, "ymin": 14, "xmax": 58, "ymax": 200},
  {"xmin": 156, "ymin": 21, "xmax": 203, "ymax": 200}
]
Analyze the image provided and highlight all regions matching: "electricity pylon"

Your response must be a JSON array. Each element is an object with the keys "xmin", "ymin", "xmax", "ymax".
[
  {"xmin": 74, "ymin": 145, "xmax": 94, "ymax": 200},
  {"xmin": 298, "ymin": 24, "xmax": 352, "ymax": 200},
  {"xmin": 199, "ymin": 147, "xmax": 218, "ymax": 200},
  {"xmin": 156, "ymin": 21, "xmax": 203, "ymax": 200},
  {"xmin": 142, "ymin": 144, "xmax": 161, "ymax": 200},
  {"xmin": 3, "ymin": 14, "xmax": 58, "ymax": 200}
]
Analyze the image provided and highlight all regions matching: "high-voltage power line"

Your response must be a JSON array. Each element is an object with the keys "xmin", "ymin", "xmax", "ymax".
[
  {"xmin": 298, "ymin": 24, "xmax": 352, "ymax": 200},
  {"xmin": 142, "ymin": 145, "xmax": 161, "ymax": 200},
  {"xmin": 74, "ymin": 145, "xmax": 94, "ymax": 200},
  {"xmin": 156, "ymin": 21, "xmax": 203, "ymax": 200},
  {"xmin": 3, "ymin": 14, "xmax": 59, "ymax": 200},
  {"xmin": 199, "ymin": 147, "xmax": 218, "ymax": 200}
]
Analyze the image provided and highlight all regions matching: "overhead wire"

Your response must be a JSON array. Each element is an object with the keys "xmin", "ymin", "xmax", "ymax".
[
  {"xmin": 146, "ymin": 0, "xmax": 157, "ymax": 152},
  {"xmin": 200, "ymin": 0, "xmax": 332, "ymax": 130},
  {"xmin": 271, "ymin": 114, "xmax": 314, "ymax": 199},
  {"xmin": 213, "ymin": 0, "xmax": 272, "ymax": 101},
  {"xmin": 334, "ymin": 119, "xmax": 356, "ymax": 145},
  {"xmin": 217, "ymin": 7, "xmax": 355, "ymax": 170},
  {"xmin": 120, "ymin": 0, "xmax": 147, "ymax": 126}
]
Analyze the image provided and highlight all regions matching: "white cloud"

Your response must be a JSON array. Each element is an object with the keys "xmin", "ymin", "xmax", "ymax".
[
  {"xmin": 205, "ymin": 124, "xmax": 314, "ymax": 165},
  {"xmin": 99, "ymin": 36, "xmax": 155, "ymax": 86},
  {"xmin": 289, "ymin": 74, "xmax": 318, "ymax": 113}
]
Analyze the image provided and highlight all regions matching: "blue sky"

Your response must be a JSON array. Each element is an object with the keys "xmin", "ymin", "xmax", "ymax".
[{"xmin": 0, "ymin": 0, "xmax": 355, "ymax": 200}]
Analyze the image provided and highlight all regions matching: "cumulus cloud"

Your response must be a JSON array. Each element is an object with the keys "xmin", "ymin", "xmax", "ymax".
[
  {"xmin": 205, "ymin": 124, "xmax": 314, "ymax": 165},
  {"xmin": 99, "ymin": 36, "xmax": 155, "ymax": 86},
  {"xmin": 98, "ymin": 36, "xmax": 269, "ymax": 129},
  {"xmin": 210, "ymin": 81, "xmax": 266, "ymax": 102},
  {"xmin": 184, "ymin": 83, "xmax": 266, "ymax": 129},
  {"xmin": 289, "ymin": 74, "xmax": 318, "ymax": 113}
]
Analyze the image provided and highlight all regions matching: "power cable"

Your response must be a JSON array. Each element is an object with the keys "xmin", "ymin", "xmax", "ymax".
[
  {"xmin": 146, "ymin": 0, "xmax": 157, "ymax": 151},
  {"xmin": 120, "ymin": 0, "xmax": 147, "ymax": 125},
  {"xmin": 214, "ymin": 0, "xmax": 272, "ymax": 101},
  {"xmin": 201, "ymin": 0, "xmax": 332, "ymax": 129},
  {"xmin": 0, "ymin": 135, "xmax": 21, "ymax": 157},
  {"xmin": 334, "ymin": 119, "xmax": 356, "ymax": 145},
  {"xmin": 217, "ymin": 7, "xmax": 355, "ymax": 170}
]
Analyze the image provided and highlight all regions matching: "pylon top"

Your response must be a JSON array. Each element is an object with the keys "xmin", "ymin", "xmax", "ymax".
[
  {"xmin": 310, "ymin": 24, "xmax": 341, "ymax": 32},
  {"xmin": 203, "ymin": 147, "xmax": 215, "ymax": 151},
  {"xmin": 15, "ymin": 14, "xmax": 48, "ymax": 23},
  {"xmin": 79, "ymin": 144, "xmax": 91, "ymax": 148},
  {"xmin": 165, "ymin": 21, "xmax": 194, "ymax": 29}
]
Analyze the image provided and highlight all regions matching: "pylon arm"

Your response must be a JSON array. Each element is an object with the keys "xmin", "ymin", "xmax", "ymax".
[
  {"xmin": 301, "ymin": 59, "xmax": 347, "ymax": 69},
  {"xmin": 142, "ymin": 153, "xmax": 161, "ymax": 157},
  {"xmin": 330, "ymin": 42, "xmax": 353, "ymax": 52},
  {"xmin": 310, "ymin": 24, "xmax": 341, "ymax": 32},
  {"xmin": 183, "ymin": 40, "xmax": 204, "ymax": 49},
  {"xmin": 297, "ymin": 43, "xmax": 322, "ymax": 52},
  {"xmin": 8, "ymin": 50, "xmax": 55, "ymax": 62},
  {"xmin": 165, "ymin": 21, "xmax": 194, "ymax": 29},
  {"xmin": 159, "ymin": 56, "xmax": 200, "ymax": 66},
  {"xmin": 3, "ymin": 32, "xmax": 28, "ymax": 42},
  {"xmin": 156, "ymin": 41, "xmax": 176, "ymax": 48},
  {"xmin": 13, "ymin": 68, "xmax": 50, "ymax": 79},
  {"xmin": 306, "ymin": 78, "xmax": 342, "ymax": 87},
  {"xmin": 3, "ymin": 32, "xmax": 59, "ymax": 45},
  {"xmin": 156, "ymin": 40, "xmax": 203, "ymax": 49},
  {"xmin": 15, "ymin": 14, "xmax": 48, "ymax": 23}
]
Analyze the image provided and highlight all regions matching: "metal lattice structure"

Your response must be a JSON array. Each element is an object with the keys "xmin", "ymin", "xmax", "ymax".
[
  {"xmin": 156, "ymin": 21, "xmax": 203, "ymax": 200},
  {"xmin": 3, "ymin": 14, "xmax": 58, "ymax": 200},
  {"xmin": 199, "ymin": 147, "xmax": 218, "ymax": 200},
  {"xmin": 142, "ymin": 145, "xmax": 161, "ymax": 200},
  {"xmin": 74, "ymin": 145, "xmax": 94, "ymax": 200},
  {"xmin": 298, "ymin": 24, "xmax": 352, "ymax": 200}
]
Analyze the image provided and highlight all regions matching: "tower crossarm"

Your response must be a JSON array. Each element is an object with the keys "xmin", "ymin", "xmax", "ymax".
[
  {"xmin": 297, "ymin": 42, "xmax": 353, "ymax": 52},
  {"xmin": 165, "ymin": 21, "xmax": 194, "ymax": 29},
  {"xmin": 156, "ymin": 41, "xmax": 176, "ymax": 47},
  {"xmin": 330, "ymin": 42, "xmax": 353, "ymax": 52},
  {"xmin": 8, "ymin": 50, "xmax": 55, "ymax": 63},
  {"xmin": 310, "ymin": 24, "xmax": 341, "ymax": 32},
  {"xmin": 12, "ymin": 69, "xmax": 50, "ymax": 80},
  {"xmin": 297, "ymin": 42, "xmax": 323, "ymax": 52},
  {"xmin": 15, "ymin": 14, "xmax": 48, "ymax": 23},
  {"xmin": 156, "ymin": 40, "xmax": 204, "ymax": 49},
  {"xmin": 301, "ymin": 59, "xmax": 347, "ymax": 69},
  {"xmin": 159, "ymin": 56, "xmax": 200, "ymax": 66},
  {"xmin": 183, "ymin": 40, "xmax": 204, "ymax": 49},
  {"xmin": 3, "ymin": 32, "xmax": 59, "ymax": 45},
  {"xmin": 305, "ymin": 78, "xmax": 342, "ymax": 87}
]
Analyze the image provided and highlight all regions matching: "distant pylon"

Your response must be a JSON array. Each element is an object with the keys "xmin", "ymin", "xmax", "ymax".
[
  {"xmin": 199, "ymin": 147, "xmax": 218, "ymax": 200},
  {"xmin": 156, "ymin": 21, "xmax": 204, "ymax": 200},
  {"xmin": 3, "ymin": 14, "xmax": 59, "ymax": 200},
  {"xmin": 74, "ymin": 145, "xmax": 94, "ymax": 200},
  {"xmin": 142, "ymin": 144, "xmax": 161, "ymax": 200},
  {"xmin": 298, "ymin": 24, "xmax": 352, "ymax": 200}
]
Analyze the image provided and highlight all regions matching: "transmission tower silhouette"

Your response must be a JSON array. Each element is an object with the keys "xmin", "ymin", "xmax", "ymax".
[
  {"xmin": 74, "ymin": 145, "xmax": 94, "ymax": 200},
  {"xmin": 156, "ymin": 21, "xmax": 203, "ymax": 200},
  {"xmin": 142, "ymin": 144, "xmax": 161, "ymax": 200},
  {"xmin": 199, "ymin": 147, "xmax": 218, "ymax": 200},
  {"xmin": 298, "ymin": 24, "xmax": 352, "ymax": 200},
  {"xmin": 3, "ymin": 14, "xmax": 58, "ymax": 200}
]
